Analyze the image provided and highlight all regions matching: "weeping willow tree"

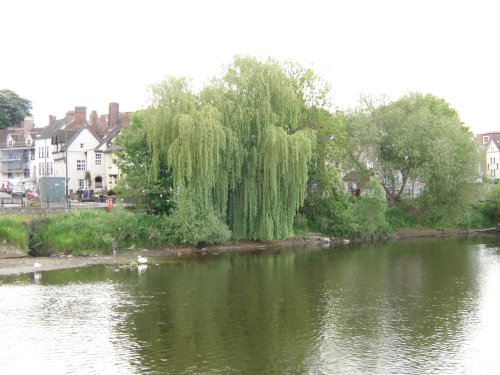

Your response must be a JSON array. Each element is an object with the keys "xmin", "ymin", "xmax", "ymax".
[
  {"xmin": 143, "ymin": 57, "xmax": 316, "ymax": 240},
  {"xmin": 144, "ymin": 77, "xmax": 243, "ymax": 218},
  {"xmin": 203, "ymin": 56, "xmax": 315, "ymax": 239}
]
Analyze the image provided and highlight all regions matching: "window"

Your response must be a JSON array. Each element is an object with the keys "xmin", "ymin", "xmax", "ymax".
[
  {"xmin": 484, "ymin": 136, "xmax": 490, "ymax": 144},
  {"xmin": 77, "ymin": 159, "xmax": 86, "ymax": 171},
  {"xmin": 95, "ymin": 152, "xmax": 102, "ymax": 166},
  {"xmin": 46, "ymin": 146, "xmax": 49, "ymax": 158},
  {"xmin": 26, "ymin": 139, "xmax": 32, "ymax": 146},
  {"xmin": 80, "ymin": 143, "xmax": 84, "ymax": 148},
  {"xmin": 8, "ymin": 140, "xmax": 13, "ymax": 147},
  {"xmin": 39, "ymin": 147, "xmax": 42, "ymax": 158},
  {"xmin": 78, "ymin": 179, "xmax": 84, "ymax": 189}
]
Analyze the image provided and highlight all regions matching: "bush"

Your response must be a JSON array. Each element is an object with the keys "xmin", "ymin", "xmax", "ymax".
[
  {"xmin": 160, "ymin": 191, "xmax": 231, "ymax": 245},
  {"xmin": 29, "ymin": 207, "xmax": 159, "ymax": 256},
  {"xmin": 483, "ymin": 184, "xmax": 500, "ymax": 224},
  {"xmin": 349, "ymin": 178, "xmax": 390, "ymax": 237},
  {"xmin": 0, "ymin": 217, "xmax": 29, "ymax": 250}
]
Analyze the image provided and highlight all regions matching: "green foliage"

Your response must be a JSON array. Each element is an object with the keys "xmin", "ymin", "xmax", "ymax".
[
  {"xmin": 29, "ymin": 208, "xmax": 158, "ymax": 256},
  {"xmin": 0, "ymin": 217, "xmax": 29, "ymax": 250},
  {"xmin": 300, "ymin": 191, "xmax": 356, "ymax": 237},
  {"xmin": 116, "ymin": 112, "xmax": 174, "ymax": 215},
  {"xmin": 0, "ymin": 89, "xmax": 32, "ymax": 129},
  {"xmin": 160, "ymin": 190, "xmax": 231, "ymax": 245},
  {"xmin": 349, "ymin": 178, "xmax": 390, "ymax": 237},
  {"xmin": 483, "ymin": 184, "xmax": 500, "ymax": 225},
  {"xmin": 137, "ymin": 57, "xmax": 316, "ymax": 240},
  {"xmin": 385, "ymin": 200, "xmax": 420, "ymax": 229},
  {"xmin": 345, "ymin": 93, "xmax": 480, "ymax": 226}
]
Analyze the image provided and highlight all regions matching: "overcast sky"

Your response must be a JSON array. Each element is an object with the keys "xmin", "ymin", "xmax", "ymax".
[{"xmin": 1, "ymin": 0, "xmax": 498, "ymax": 134}]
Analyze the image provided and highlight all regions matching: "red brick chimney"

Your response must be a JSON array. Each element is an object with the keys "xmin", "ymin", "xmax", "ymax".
[
  {"xmin": 49, "ymin": 115, "xmax": 57, "ymax": 126},
  {"xmin": 108, "ymin": 102, "xmax": 119, "ymax": 129},
  {"xmin": 22, "ymin": 117, "xmax": 34, "ymax": 130},
  {"xmin": 74, "ymin": 106, "xmax": 87, "ymax": 127},
  {"xmin": 89, "ymin": 110, "xmax": 98, "ymax": 129},
  {"xmin": 66, "ymin": 110, "xmax": 75, "ymax": 127},
  {"xmin": 99, "ymin": 114, "xmax": 107, "ymax": 134},
  {"xmin": 121, "ymin": 112, "xmax": 130, "ymax": 129}
]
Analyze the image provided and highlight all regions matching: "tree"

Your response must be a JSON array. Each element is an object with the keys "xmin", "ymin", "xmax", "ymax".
[
  {"xmin": 202, "ymin": 56, "xmax": 315, "ymax": 239},
  {"xmin": 346, "ymin": 93, "xmax": 480, "ymax": 225},
  {"xmin": 138, "ymin": 57, "xmax": 316, "ymax": 240},
  {"xmin": 0, "ymin": 89, "xmax": 32, "ymax": 129},
  {"xmin": 116, "ymin": 112, "xmax": 175, "ymax": 215}
]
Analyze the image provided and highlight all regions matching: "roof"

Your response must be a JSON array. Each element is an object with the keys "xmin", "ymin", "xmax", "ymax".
[
  {"xmin": 342, "ymin": 170, "xmax": 372, "ymax": 183},
  {"xmin": 103, "ymin": 144, "xmax": 123, "ymax": 153},
  {"xmin": 51, "ymin": 123, "xmax": 102, "ymax": 150},
  {"xmin": 0, "ymin": 127, "xmax": 32, "ymax": 148}
]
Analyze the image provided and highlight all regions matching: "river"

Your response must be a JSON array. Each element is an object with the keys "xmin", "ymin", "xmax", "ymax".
[{"xmin": 1, "ymin": 236, "xmax": 500, "ymax": 374}]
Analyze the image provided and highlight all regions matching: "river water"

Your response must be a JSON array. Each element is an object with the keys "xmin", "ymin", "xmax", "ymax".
[{"xmin": 1, "ymin": 236, "xmax": 500, "ymax": 374}]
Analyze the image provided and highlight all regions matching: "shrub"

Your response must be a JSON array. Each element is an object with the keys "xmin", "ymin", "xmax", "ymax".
[
  {"xmin": 349, "ymin": 178, "xmax": 390, "ymax": 237},
  {"xmin": 161, "ymin": 191, "xmax": 231, "ymax": 245},
  {"xmin": 0, "ymin": 217, "xmax": 29, "ymax": 250},
  {"xmin": 29, "ymin": 207, "xmax": 159, "ymax": 256}
]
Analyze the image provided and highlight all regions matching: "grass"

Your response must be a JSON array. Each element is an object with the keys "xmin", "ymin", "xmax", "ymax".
[{"xmin": 0, "ymin": 216, "xmax": 29, "ymax": 250}]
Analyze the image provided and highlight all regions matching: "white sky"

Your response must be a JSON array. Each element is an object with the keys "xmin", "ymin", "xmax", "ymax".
[{"xmin": 1, "ymin": 0, "xmax": 498, "ymax": 134}]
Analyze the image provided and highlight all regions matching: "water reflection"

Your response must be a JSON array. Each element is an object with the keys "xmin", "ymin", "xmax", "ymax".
[{"xmin": 1, "ymin": 237, "xmax": 500, "ymax": 374}]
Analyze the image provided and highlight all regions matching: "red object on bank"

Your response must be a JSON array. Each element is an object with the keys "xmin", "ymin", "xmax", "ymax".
[{"xmin": 107, "ymin": 197, "xmax": 114, "ymax": 210}]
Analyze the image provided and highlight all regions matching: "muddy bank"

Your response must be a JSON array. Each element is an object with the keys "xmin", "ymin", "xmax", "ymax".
[
  {"xmin": 0, "ymin": 229, "xmax": 497, "ymax": 277},
  {"xmin": 0, "ymin": 239, "xmax": 308, "ymax": 277}
]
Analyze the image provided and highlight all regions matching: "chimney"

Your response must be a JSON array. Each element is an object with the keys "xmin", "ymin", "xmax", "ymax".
[
  {"xmin": 121, "ymin": 112, "xmax": 130, "ymax": 129},
  {"xmin": 66, "ymin": 110, "xmax": 75, "ymax": 127},
  {"xmin": 49, "ymin": 115, "xmax": 57, "ymax": 126},
  {"xmin": 108, "ymin": 102, "xmax": 119, "ymax": 129},
  {"xmin": 22, "ymin": 117, "xmax": 34, "ymax": 130},
  {"xmin": 99, "ymin": 114, "xmax": 107, "ymax": 134},
  {"xmin": 74, "ymin": 106, "xmax": 86, "ymax": 127},
  {"xmin": 89, "ymin": 110, "xmax": 98, "ymax": 129}
]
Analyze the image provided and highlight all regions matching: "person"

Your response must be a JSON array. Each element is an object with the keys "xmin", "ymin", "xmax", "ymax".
[{"xmin": 77, "ymin": 187, "xmax": 82, "ymax": 200}]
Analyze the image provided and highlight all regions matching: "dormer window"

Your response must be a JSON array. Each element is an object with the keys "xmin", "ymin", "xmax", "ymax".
[
  {"xmin": 483, "ymin": 136, "xmax": 490, "ymax": 144},
  {"xmin": 8, "ymin": 140, "xmax": 13, "ymax": 147},
  {"xmin": 26, "ymin": 139, "xmax": 32, "ymax": 146}
]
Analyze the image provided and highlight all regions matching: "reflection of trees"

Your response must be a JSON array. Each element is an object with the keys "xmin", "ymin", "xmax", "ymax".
[{"xmin": 119, "ymin": 238, "xmax": 480, "ymax": 374}]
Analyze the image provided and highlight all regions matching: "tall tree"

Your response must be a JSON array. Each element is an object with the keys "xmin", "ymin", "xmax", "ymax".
[
  {"xmin": 117, "ymin": 112, "xmax": 174, "ymax": 215},
  {"xmin": 139, "ymin": 58, "xmax": 316, "ymax": 240},
  {"xmin": 0, "ymin": 89, "xmax": 32, "ymax": 129},
  {"xmin": 203, "ymin": 57, "xmax": 315, "ymax": 239},
  {"xmin": 346, "ymin": 93, "xmax": 480, "ymax": 224}
]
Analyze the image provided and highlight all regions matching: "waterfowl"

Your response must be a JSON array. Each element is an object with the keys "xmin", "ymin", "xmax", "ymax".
[{"xmin": 137, "ymin": 255, "xmax": 148, "ymax": 264}]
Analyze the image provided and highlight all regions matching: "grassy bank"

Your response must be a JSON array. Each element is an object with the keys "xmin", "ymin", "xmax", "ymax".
[{"xmin": 0, "ymin": 216, "xmax": 30, "ymax": 251}]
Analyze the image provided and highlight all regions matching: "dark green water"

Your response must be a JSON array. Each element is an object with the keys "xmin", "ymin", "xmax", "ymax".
[{"xmin": 2, "ymin": 237, "xmax": 500, "ymax": 374}]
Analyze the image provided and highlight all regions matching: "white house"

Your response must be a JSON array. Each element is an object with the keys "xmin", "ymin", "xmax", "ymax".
[
  {"xmin": 33, "ymin": 118, "xmax": 65, "ymax": 183},
  {"xmin": 94, "ymin": 126, "xmax": 123, "ymax": 193},
  {"xmin": 52, "ymin": 125, "xmax": 102, "ymax": 195},
  {"xmin": 485, "ymin": 139, "xmax": 500, "ymax": 179}
]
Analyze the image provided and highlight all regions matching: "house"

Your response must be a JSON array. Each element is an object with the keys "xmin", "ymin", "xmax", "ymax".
[
  {"xmin": 94, "ymin": 124, "xmax": 124, "ymax": 193},
  {"xmin": 33, "ymin": 117, "xmax": 66, "ymax": 182},
  {"xmin": 49, "ymin": 103, "xmax": 129, "ymax": 196},
  {"xmin": 485, "ymin": 139, "xmax": 500, "ymax": 180},
  {"xmin": 0, "ymin": 118, "xmax": 36, "ymax": 183},
  {"xmin": 52, "ymin": 125, "xmax": 102, "ymax": 195},
  {"xmin": 476, "ymin": 132, "xmax": 500, "ymax": 149}
]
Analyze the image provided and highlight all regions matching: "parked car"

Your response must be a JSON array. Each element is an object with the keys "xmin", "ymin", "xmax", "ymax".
[{"xmin": 11, "ymin": 184, "xmax": 25, "ymax": 197}]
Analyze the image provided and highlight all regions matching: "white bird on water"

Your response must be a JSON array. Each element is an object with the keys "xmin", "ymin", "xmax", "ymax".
[
  {"xmin": 33, "ymin": 262, "xmax": 42, "ymax": 269},
  {"xmin": 137, "ymin": 255, "xmax": 148, "ymax": 264}
]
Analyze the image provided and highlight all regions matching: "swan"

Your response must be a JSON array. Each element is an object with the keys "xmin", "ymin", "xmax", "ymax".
[
  {"xmin": 137, "ymin": 255, "xmax": 148, "ymax": 264},
  {"xmin": 33, "ymin": 262, "xmax": 42, "ymax": 269}
]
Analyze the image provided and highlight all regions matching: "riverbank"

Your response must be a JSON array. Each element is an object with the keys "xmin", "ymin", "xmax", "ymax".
[{"xmin": 1, "ymin": 228, "xmax": 497, "ymax": 277}]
